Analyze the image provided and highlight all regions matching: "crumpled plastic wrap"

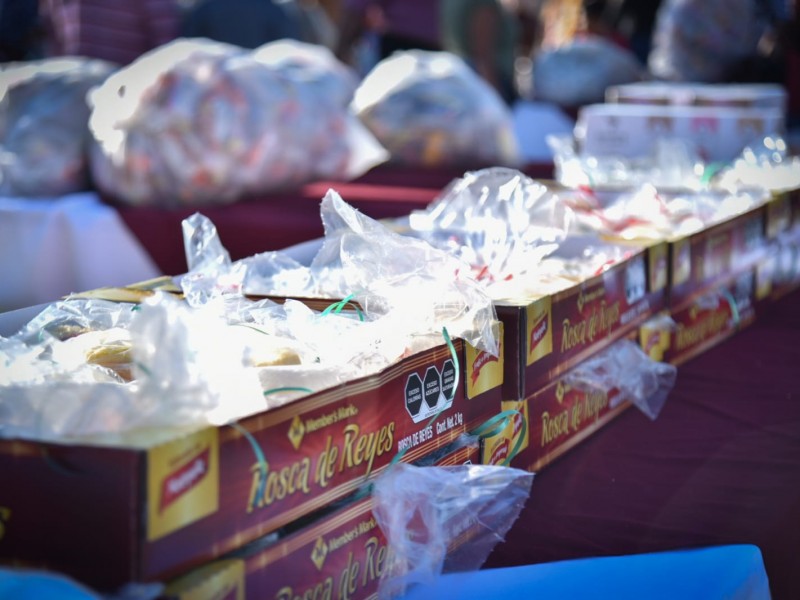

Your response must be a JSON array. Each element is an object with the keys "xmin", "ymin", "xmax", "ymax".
[
  {"xmin": 0, "ymin": 294, "xmax": 267, "ymax": 445},
  {"xmin": 532, "ymin": 35, "xmax": 643, "ymax": 107},
  {"xmin": 351, "ymin": 50, "xmax": 519, "ymax": 168},
  {"xmin": 0, "ymin": 57, "xmax": 116, "ymax": 196},
  {"xmin": 88, "ymin": 38, "xmax": 387, "ymax": 207},
  {"xmin": 408, "ymin": 167, "xmax": 572, "ymax": 286},
  {"xmin": 372, "ymin": 463, "xmax": 533, "ymax": 599},
  {"xmin": 182, "ymin": 190, "xmax": 500, "ymax": 356},
  {"xmin": 565, "ymin": 339, "xmax": 677, "ymax": 420},
  {"xmin": 563, "ymin": 184, "xmax": 770, "ymax": 241},
  {"xmin": 548, "ymin": 133, "xmax": 708, "ymax": 189},
  {"xmin": 715, "ymin": 133, "xmax": 800, "ymax": 195},
  {"xmin": 403, "ymin": 168, "xmax": 634, "ymax": 301}
]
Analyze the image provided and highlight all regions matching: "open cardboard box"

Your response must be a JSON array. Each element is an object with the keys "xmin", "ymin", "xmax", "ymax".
[{"xmin": 0, "ymin": 291, "xmax": 504, "ymax": 590}]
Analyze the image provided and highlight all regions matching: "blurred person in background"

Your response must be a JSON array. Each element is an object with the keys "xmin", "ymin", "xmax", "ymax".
[
  {"xmin": 648, "ymin": 0, "xmax": 770, "ymax": 83},
  {"xmin": 334, "ymin": 0, "xmax": 440, "ymax": 66},
  {"xmin": 180, "ymin": 0, "xmax": 310, "ymax": 49},
  {"xmin": 608, "ymin": 0, "xmax": 662, "ymax": 64},
  {"xmin": 0, "ymin": 0, "xmax": 41, "ymax": 61},
  {"xmin": 440, "ymin": 0, "xmax": 519, "ymax": 104},
  {"xmin": 41, "ymin": 0, "xmax": 179, "ymax": 65}
]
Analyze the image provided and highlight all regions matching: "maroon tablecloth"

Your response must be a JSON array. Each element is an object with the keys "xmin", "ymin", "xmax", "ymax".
[
  {"xmin": 485, "ymin": 288, "xmax": 800, "ymax": 600},
  {"xmin": 110, "ymin": 162, "xmax": 554, "ymax": 276}
]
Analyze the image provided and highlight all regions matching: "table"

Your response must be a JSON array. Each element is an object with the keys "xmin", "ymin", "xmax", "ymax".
[
  {"xmin": 0, "ymin": 194, "xmax": 160, "ymax": 312},
  {"xmin": 406, "ymin": 544, "xmax": 770, "ymax": 600},
  {"xmin": 483, "ymin": 287, "xmax": 800, "ymax": 600},
  {"xmin": 110, "ymin": 161, "xmax": 555, "ymax": 277}
]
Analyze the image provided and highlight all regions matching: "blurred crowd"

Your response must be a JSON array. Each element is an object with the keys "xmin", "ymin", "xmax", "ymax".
[{"xmin": 0, "ymin": 0, "xmax": 798, "ymax": 114}]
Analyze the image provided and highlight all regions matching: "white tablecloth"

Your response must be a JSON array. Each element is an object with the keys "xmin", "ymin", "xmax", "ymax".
[{"xmin": 0, "ymin": 193, "xmax": 161, "ymax": 312}]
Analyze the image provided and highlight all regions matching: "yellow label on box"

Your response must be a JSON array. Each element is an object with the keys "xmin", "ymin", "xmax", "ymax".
[
  {"xmin": 639, "ymin": 321, "xmax": 671, "ymax": 362},
  {"xmin": 147, "ymin": 427, "xmax": 220, "ymax": 542},
  {"xmin": 767, "ymin": 193, "xmax": 791, "ymax": 239},
  {"xmin": 502, "ymin": 399, "xmax": 529, "ymax": 457},
  {"xmin": 481, "ymin": 400, "xmax": 528, "ymax": 466},
  {"xmin": 466, "ymin": 322, "xmax": 504, "ymax": 399},
  {"xmin": 672, "ymin": 238, "xmax": 691, "ymax": 286},
  {"xmin": 649, "ymin": 242, "xmax": 668, "ymax": 292},
  {"xmin": 166, "ymin": 559, "xmax": 245, "ymax": 600},
  {"xmin": 526, "ymin": 296, "xmax": 552, "ymax": 366}
]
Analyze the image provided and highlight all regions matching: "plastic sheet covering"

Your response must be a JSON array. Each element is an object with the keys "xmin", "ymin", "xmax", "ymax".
[
  {"xmin": 372, "ymin": 463, "xmax": 534, "ymax": 599},
  {"xmin": 183, "ymin": 191, "xmax": 500, "ymax": 356},
  {"xmin": 716, "ymin": 133, "xmax": 800, "ymax": 194},
  {"xmin": 563, "ymin": 184, "xmax": 769, "ymax": 241},
  {"xmin": 408, "ymin": 167, "xmax": 572, "ymax": 286},
  {"xmin": 565, "ymin": 339, "xmax": 677, "ymax": 420},
  {"xmin": 0, "ymin": 57, "xmax": 116, "ymax": 196},
  {"xmin": 548, "ymin": 133, "xmax": 706, "ymax": 189},
  {"xmin": 0, "ymin": 293, "xmax": 266, "ymax": 445},
  {"xmin": 352, "ymin": 50, "xmax": 519, "ymax": 168},
  {"xmin": 88, "ymin": 38, "xmax": 387, "ymax": 207}
]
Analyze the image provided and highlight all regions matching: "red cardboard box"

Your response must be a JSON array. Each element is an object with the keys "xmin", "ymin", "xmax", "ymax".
[
  {"xmin": 161, "ymin": 443, "xmax": 481, "ymax": 600},
  {"xmin": 482, "ymin": 364, "xmax": 631, "ymax": 472},
  {"xmin": 640, "ymin": 268, "xmax": 759, "ymax": 366},
  {"xmin": 0, "ymin": 337, "xmax": 502, "ymax": 590},
  {"xmin": 496, "ymin": 241, "xmax": 668, "ymax": 400}
]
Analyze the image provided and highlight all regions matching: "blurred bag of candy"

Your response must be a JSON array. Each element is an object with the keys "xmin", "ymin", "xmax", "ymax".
[
  {"xmin": 88, "ymin": 38, "xmax": 387, "ymax": 207},
  {"xmin": 532, "ymin": 35, "xmax": 643, "ymax": 108},
  {"xmin": 648, "ymin": 0, "xmax": 766, "ymax": 82},
  {"xmin": 0, "ymin": 57, "xmax": 116, "ymax": 197},
  {"xmin": 351, "ymin": 50, "xmax": 520, "ymax": 168}
]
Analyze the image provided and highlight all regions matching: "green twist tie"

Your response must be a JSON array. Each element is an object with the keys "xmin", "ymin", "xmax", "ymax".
[
  {"xmin": 229, "ymin": 421, "xmax": 268, "ymax": 506},
  {"xmin": 263, "ymin": 386, "xmax": 313, "ymax": 397},
  {"xmin": 469, "ymin": 408, "xmax": 527, "ymax": 467},
  {"xmin": 321, "ymin": 293, "xmax": 364, "ymax": 322},
  {"xmin": 719, "ymin": 288, "xmax": 741, "ymax": 326}
]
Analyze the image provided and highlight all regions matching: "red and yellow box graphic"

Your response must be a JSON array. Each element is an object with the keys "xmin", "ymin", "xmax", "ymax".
[{"xmin": 148, "ymin": 428, "xmax": 220, "ymax": 541}]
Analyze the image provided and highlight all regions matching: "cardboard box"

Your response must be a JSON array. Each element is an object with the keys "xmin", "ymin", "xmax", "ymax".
[
  {"xmin": 496, "ymin": 240, "xmax": 668, "ymax": 400},
  {"xmin": 482, "ymin": 362, "xmax": 631, "ymax": 472},
  {"xmin": 161, "ymin": 443, "xmax": 481, "ymax": 600},
  {"xmin": 666, "ymin": 199, "xmax": 766, "ymax": 311},
  {"xmin": 576, "ymin": 103, "xmax": 785, "ymax": 163},
  {"xmin": 0, "ymin": 338, "xmax": 502, "ymax": 590},
  {"xmin": 606, "ymin": 82, "xmax": 787, "ymax": 111},
  {"xmin": 640, "ymin": 268, "xmax": 758, "ymax": 366}
]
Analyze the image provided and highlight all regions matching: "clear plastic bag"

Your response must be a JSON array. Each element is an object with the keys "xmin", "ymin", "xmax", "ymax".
[
  {"xmin": 408, "ymin": 167, "xmax": 572, "ymax": 286},
  {"xmin": 372, "ymin": 463, "xmax": 534, "ymax": 599},
  {"xmin": 352, "ymin": 50, "xmax": 519, "ymax": 168},
  {"xmin": 716, "ymin": 133, "xmax": 800, "ymax": 194},
  {"xmin": 88, "ymin": 38, "xmax": 387, "ymax": 207},
  {"xmin": 548, "ymin": 133, "xmax": 706, "ymax": 189},
  {"xmin": 565, "ymin": 339, "xmax": 677, "ymax": 420},
  {"xmin": 177, "ymin": 192, "xmax": 500, "ymax": 355},
  {"xmin": 563, "ymin": 184, "xmax": 769, "ymax": 241},
  {"xmin": 0, "ymin": 57, "xmax": 116, "ymax": 197}
]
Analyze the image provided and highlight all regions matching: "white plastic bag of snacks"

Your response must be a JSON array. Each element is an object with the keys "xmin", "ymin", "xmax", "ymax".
[
  {"xmin": 352, "ymin": 50, "xmax": 519, "ymax": 168},
  {"xmin": 0, "ymin": 57, "xmax": 116, "ymax": 196},
  {"xmin": 88, "ymin": 38, "xmax": 387, "ymax": 207}
]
